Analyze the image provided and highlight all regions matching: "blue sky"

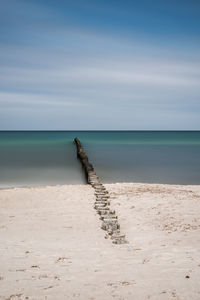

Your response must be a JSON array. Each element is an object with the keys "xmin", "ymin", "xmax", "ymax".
[{"xmin": 0, "ymin": 0, "xmax": 200, "ymax": 130}]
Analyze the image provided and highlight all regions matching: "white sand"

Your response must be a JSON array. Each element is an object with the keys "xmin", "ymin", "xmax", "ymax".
[{"xmin": 0, "ymin": 183, "xmax": 200, "ymax": 300}]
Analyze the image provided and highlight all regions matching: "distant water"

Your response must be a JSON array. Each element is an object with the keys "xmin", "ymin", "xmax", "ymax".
[{"xmin": 0, "ymin": 131, "xmax": 200, "ymax": 187}]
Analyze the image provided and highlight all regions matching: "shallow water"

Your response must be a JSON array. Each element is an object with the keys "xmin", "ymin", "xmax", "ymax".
[{"xmin": 0, "ymin": 131, "xmax": 200, "ymax": 187}]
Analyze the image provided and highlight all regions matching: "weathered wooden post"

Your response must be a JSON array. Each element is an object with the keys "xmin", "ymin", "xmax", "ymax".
[{"xmin": 74, "ymin": 137, "xmax": 128, "ymax": 244}]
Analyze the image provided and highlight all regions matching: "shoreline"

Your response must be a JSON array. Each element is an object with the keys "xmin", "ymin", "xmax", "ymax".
[
  {"xmin": 0, "ymin": 183, "xmax": 200, "ymax": 299},
  {"xmin": 1, "ymin": 181, "xmax": 200, "ymax": 191}
]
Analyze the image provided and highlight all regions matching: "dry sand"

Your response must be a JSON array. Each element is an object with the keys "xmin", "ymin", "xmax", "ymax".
[{"xmin": 0, "ymin": 183, "xmax": 200, "ymax": 300}]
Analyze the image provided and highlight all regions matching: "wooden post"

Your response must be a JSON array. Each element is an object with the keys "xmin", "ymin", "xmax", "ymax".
[{"xmin": 74, "ymin": 137, "xmax": 128, "ymax": 244}]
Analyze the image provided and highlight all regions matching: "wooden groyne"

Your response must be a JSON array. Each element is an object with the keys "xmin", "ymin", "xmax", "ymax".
[{"xmin": 74, "ymin": 137, "xmax": 128, "ymax": 244}]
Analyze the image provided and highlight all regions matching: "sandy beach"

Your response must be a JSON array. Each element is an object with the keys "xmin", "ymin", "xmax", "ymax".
[{"xmin": 0, "ymin": 183, "xmax": 200, "ymax": 300}]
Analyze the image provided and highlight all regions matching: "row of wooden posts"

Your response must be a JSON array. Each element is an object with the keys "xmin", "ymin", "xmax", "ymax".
[{"xmin": 74, "ymin": 137, "xmax": 127, "ymax": 244}]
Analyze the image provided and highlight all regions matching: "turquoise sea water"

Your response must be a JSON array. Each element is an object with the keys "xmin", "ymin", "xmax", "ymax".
[{"xmin": 0, "ymin": 131, "xmax": 200, "ymax": 187}]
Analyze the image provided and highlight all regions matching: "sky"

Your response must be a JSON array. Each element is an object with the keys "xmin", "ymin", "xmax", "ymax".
[{"xmin": 0, "ymin": 0, "xmax": 200, "ymax": 130}]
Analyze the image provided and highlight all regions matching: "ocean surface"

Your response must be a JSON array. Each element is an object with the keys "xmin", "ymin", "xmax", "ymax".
[{"xmin": 0, "ymin": 131, "xmax": 200, "ymax": 187}]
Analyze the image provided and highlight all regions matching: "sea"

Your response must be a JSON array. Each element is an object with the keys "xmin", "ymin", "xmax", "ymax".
[{"xmin": 0, "ymin": 131, "xmax": 200, "ymax": 187}]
